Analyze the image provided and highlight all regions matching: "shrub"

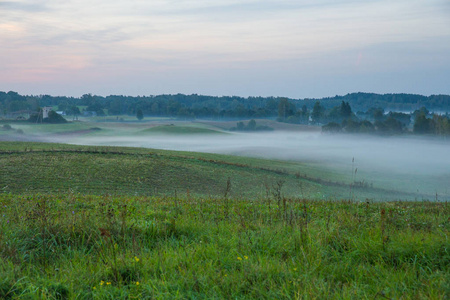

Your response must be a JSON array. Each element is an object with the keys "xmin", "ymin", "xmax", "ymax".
[{"xmin": 45, "ymin": 110, "xmax": 68, "ymax": 124}]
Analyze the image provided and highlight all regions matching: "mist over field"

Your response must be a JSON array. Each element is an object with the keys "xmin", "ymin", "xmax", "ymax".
[
  {"xmin": 61, "ymin": 131, "xmax": 450, "ymax": 198},
  {"xmin": 67, "ymin": 131, "xmax": 448, "ymax": 173}
]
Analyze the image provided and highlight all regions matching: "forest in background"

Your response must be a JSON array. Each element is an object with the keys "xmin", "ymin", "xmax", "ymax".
[
  {"xmin": 1, "ymin": 91, "xmax": 449, "ymax": 119},
  {"xmin": 1, "ymin": 90, "xmax": 449, "ymax": 136}
]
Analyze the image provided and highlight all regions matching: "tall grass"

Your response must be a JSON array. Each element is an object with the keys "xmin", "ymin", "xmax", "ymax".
[{"xmin": 0, "ymin": 193, "xmax": 448, "ymax": 299}]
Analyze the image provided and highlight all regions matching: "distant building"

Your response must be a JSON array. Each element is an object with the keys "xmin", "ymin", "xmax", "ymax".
[
  {"xmin": 56, "ymin": 111, "xmax": 66, "ymax": 116},
  {"xmin": 42, "ymin": 107, "xmax": 53, "ymax": 119}
]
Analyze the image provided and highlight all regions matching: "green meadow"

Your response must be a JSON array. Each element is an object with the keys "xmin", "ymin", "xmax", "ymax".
[
  {"xmin": 0, "ymin": 141, "xmax": 429, "ymax": 200},
  {"xmin": 2, "ymin": 119, "xmax": 448, "ymax": 200},
  {"xmin": 0, "ymin": 193, "xmax": 448, "ymax": 299},
  {"xmin": 0, "ymin": 121, "xmax": 449, "ymax": 299}
]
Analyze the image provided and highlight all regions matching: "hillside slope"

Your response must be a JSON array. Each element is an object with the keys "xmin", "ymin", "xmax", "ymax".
[{"xmin": 0, "ymin": 142, "xmax": 436, "ymax": 200}]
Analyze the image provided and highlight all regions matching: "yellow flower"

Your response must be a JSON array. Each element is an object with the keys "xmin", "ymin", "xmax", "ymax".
[
  {"xmin": 136, "ymin": 282, "xmax": 140, "ymax": 285},
  {"xmin": 100, "ymin": 281, "xmax": 104, "ymax": 286},
  {"xmin": 237, "ymin": 256, "xmax": 242, "ymax": 261},
  {"xmin": 106, "ymin": 282, "xmax": 111, "ymax": 285},
  {"xmin": 244, "ymin": 256, "xmax": 248, "ymax": 260},
  {"xmin": 135, "ymin": 256, "xmax": 140, "ymax": 262},
  {"xmin": 93, "ymin": 287, "xmax": 97, "ymax": 290},
  {"xmin": 293, "ymin": 268, "xmax": 297, "ymax": 271}
]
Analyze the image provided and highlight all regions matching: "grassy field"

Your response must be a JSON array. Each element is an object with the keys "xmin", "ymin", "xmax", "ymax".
[
  {"xmin": 0, "ymin": 141, "xmax": 430, "ymax": 201},
  {"xmin": 2, "ymin": 119, "xmax": 448, "ymax": 201},
  {"xmin": 139, "ymin": 124, "xmax": 228, "ymax": 135},
  {"xmin": 0, "ymin": 139, "xmax": 449, "ymax": 299},
  {"xmin": 0, "ymin": 194, "xmax": 448, "ymax": 299}
]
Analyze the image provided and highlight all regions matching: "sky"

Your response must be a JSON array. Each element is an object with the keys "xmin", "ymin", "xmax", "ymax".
[{"xmin": 1, "ymin": 0, "xmax": 449, "ymax": 98}]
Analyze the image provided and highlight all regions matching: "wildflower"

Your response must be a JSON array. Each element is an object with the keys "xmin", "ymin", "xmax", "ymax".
[
  {"xmin": 100, "ymin": 281, "xmax": 104, "ymax": 286},
  {"xmin": 293, "ymin": 268, "xmax": 297, "ymax": 271},
  {"xmin": 237, "ymin": 257, "xmax": 242, "ymax": 261},
  {"xmin": 134, "ymin": 256, "xmax": 140, "ymax": 262},
  {"xmin": 136, "ymin": 282, "xmax": 139, "ymax": 285},
  {"xmin": 106, "ymin": 282, "xmax": 111, "ymax": 285},
  {"xmin": 93, "ymin": 287, "xmax": 96, "ymax": 290},
  {"xmin": 244, "ymin": 256, "xmax": 248, "ymax": 260}
]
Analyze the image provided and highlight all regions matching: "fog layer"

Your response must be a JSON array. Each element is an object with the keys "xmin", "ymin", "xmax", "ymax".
[{"xmin": 61, "ymin": 131, "xmax": 450, "ymax": 198}]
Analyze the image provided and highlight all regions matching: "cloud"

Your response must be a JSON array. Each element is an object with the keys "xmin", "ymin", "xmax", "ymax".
[{"xmin": 1, "ymin": 0, "xmax": 449, "ymax": 97}]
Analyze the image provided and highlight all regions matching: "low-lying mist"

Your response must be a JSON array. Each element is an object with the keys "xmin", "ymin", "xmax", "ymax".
[
  {"xmin": 65, "ymin": 132, "xmax": 445, "ymax": 171},
  {"xmin": 48, "ymin": 131, "xmax": 449, "ymax": 198},
  {"xmin": 0, "ymin": 125, "xmax": 431, "ymax": 200}
]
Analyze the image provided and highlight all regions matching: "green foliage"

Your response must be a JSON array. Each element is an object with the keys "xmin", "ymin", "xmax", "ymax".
[
  {"xmin": 413, "ymin": 109, "xmax": 450, "ymax": 135},
  {"xmin": 322, "ymin": 122, "xmax": 341, "ymax": 133},
  {"xmin": 323, "ymin": 116, "xmax": 404, "ymax": 135},
  {"xmin": 45, "ymin": 110, "xmax": 68, "ymax": 124},
  {"xmin": 388, "ymin": 111, "xmax": 411, "ymax": 127},
  {"xmin": 136, "ymin": 108, "xmax": 144, "ymax": 121},
  {"xmin": 247, "ymin": 119, "xmax": 256, "ymax": 130},
  {"xmin": 368, "ymin": 107, "xmax": 385, "ymax": 121},
  {"xmin": 340, "ymin": 101, "xmax": 352, "ymax": 119},
  {"xmin": 277, "ymin": 98, "xmax": 295, "ymax": 121},
  {"xmin": 4, "ymin": 90, "xmax": 447, "ymax": 121},
  {"xmin": 230, "ymin": 119, "xmax": 273, "ymax": 132},
  {"xmin": 342, "ymin": 118, "xmax": 362, "ymax": 133},
  {"xmin": 375, "ymin": 116, "xmax": 404, "ymax": 135},
  {"xmin": 311, "ymin": 101, "xmax": 324, "ymax": 124},
  {"xmin": 414, "ymin": 112, "xmax": 432, "ymax": 134},
  {"xmin": 67, "ymin": 105, "xmax": 81, "ymax": 116}
]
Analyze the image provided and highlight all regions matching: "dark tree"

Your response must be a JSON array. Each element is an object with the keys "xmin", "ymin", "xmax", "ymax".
[
  {"xmin": 359, "ymin": 120, "xmax": 375, "ymax": 133},
  {"xmin": 136, "ymin": 109, "xmax": 144, "ymax": 121},
  {"xmin": 388, "ymin": 112, "xmax": 411, "ymax": 127},
  {"xmin": 247, "ymin": 119, "xmax": 256, "ymax": 130},
  {"xmin": 322, "ymin": 122, "xmax": 341, "ymax": 133},
  {"xmin": 68, "ymin": 106, "xmax": 80, "ymax": 116},
  {"xmin": 311, "ymin": 101, "xmax": 324, "ymax": 124},
  {"xmin": 340, "ymin": 101, "xmax": 352, "ymax": 119},
  {"xmin": 44, "ymin": 110, "xmax": 67, "ymax": 124},
  {"xmin": 342, "ymin": 119, "xmax": 361, "ymax": 133},
  {"xmin": 276, "ymin": 98, "xmax": 296, "ymax": 122},
  {"xmin": 413, "ymin": 113, "xmax": 431, "ymax": 134},
  {"xmin": 367, "ymin": 107, "xmax": 385, "ymax": 121}
]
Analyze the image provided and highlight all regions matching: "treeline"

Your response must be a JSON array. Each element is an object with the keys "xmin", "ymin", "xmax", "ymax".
[
  {"xmin": 230, "ymin": 119, "xmax": 273, "ymax": 132},
  {"xmin": 320, "ymin": 103, "xmax": 450, "ymax": 136},
  {"xmin": 1, "ymin": 91, "xmax": 449, "ymax": 120}
]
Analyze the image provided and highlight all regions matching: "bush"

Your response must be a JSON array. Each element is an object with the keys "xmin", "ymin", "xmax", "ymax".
[
  {"xmin": 322, "ymin": 122, "xmax": 341, "ymax": 133},
  {"xmin": 45, "ymin": 111, "xmax": 68, "ymax": 124}
]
